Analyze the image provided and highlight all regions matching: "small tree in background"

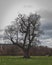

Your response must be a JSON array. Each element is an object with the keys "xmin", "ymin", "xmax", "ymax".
[{"xmin": 4, "ymin": 13, "xmax": 42, "ymax": 58}]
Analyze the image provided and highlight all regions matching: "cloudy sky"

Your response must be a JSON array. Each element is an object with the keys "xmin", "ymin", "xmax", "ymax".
[{"xmin": 0, "ymin": 0, "xmax": 52, "ymax": 47}]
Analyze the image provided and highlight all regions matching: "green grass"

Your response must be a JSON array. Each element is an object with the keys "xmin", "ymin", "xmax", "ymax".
[{"xmin": 0, "ymin": 56, "xmax": 52, "ymax": 65}]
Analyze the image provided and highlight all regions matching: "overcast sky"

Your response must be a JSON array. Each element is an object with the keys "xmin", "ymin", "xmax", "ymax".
[{"xmin": 0, "ymin": 0, "xmax": 52, "ymax": 47}]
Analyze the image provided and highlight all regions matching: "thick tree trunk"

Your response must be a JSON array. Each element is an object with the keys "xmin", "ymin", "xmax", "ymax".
[{"xmin": 23, "ymin": 49, "xmax": 30, "ymax": 58}]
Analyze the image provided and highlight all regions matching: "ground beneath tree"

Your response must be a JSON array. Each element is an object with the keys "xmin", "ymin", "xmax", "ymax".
[{"xmin": 0, "ymin": 56, "xmax": 52, "ymax": 65}]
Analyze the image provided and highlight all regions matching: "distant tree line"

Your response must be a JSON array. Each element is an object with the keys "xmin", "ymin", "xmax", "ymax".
[{"xmin": 0, "ymin": 44, "xmax": 52, "ymax": 56}]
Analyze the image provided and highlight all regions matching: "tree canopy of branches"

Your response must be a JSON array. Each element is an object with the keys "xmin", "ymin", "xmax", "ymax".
[{"xmin": 4, "ymin": 13, "xmax": 42, "ymax": 58}]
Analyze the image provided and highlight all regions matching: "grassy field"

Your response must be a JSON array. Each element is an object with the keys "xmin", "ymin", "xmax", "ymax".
[{"xmin": 0, "ymin": 56, "xmax": 52, "ymax": 65}]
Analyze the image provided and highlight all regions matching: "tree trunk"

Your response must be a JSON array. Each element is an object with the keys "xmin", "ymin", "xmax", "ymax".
[{"xmin": 23, "ymin": 49, "xmax": 30, "ymax": 58}]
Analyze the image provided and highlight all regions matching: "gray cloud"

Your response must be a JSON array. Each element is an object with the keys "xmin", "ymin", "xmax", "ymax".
[
  {"xmin": 0, "ymin": 0, "xmax": 52, "ymax": 29},
  {"xmin": 38, "ymin": 10, "xmax": 52, "ymax": 47},
  {"xmin": 38, "ymin": 10, "xmax": 52, "ymax": 31}
]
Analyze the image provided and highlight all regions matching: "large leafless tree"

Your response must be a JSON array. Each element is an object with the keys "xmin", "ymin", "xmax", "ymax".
[{"xmin": 4, "ymin": 13, "xmax": 42, "ymax": 58}]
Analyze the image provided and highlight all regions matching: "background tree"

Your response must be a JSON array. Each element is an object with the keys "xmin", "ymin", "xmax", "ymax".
[{"xmin": 4, "ymin": 13, "xmax": 42, "ymax": 58}]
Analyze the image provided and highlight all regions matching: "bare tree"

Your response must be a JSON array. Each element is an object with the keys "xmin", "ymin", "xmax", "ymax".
[{"xmin": 4, "ymin": 13, "xmax": 42, "ymax": 58}]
